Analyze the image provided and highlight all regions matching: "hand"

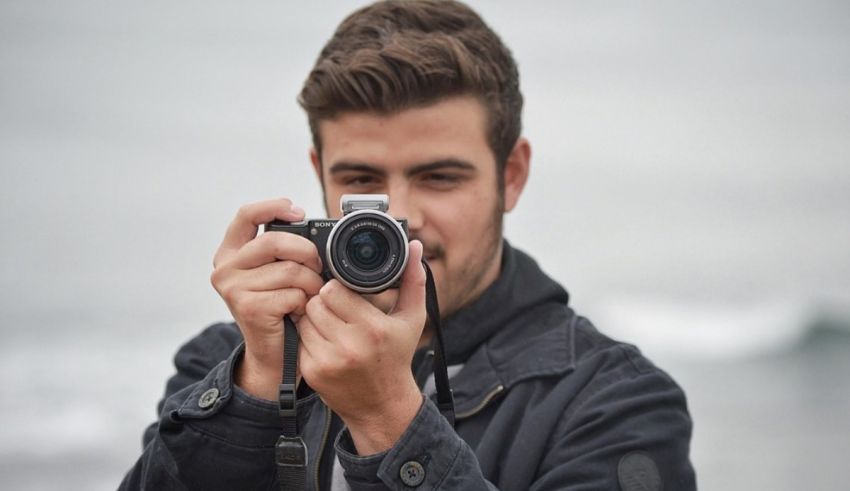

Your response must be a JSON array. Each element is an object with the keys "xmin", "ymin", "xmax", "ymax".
[
  {"xmin": 211, "ymin": 198, "xmax": 324, "ymax": 400},
  {"xmin": 297, "ymin": 240, "xmax": 428, "ymax": 455}
]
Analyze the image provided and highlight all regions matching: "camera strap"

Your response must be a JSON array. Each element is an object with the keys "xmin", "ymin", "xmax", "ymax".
[
  {"xmin": 276, "ymin": 315, "xmax": 307, "ymax": 489},
  {"xmin": 276, "ymin": 259, "xmax": 455, "ymax": 490},
  {"xmin": 421, "ymin": 260, "xmax": 456, "ymax": 426}
]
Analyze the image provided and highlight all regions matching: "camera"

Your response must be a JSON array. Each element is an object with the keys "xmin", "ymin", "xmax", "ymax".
[{"xmin": 264, "ymin": 194, "xmax": 409, "ymax": 294}]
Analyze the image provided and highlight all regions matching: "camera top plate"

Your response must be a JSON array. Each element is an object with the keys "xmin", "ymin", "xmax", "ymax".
[{"xmin": 341, "ymin": 194, "xmax": 389, "ymax": 214}]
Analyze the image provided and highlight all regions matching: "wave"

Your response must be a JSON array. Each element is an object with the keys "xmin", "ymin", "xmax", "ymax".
[{"xmin": 591, "ymin": 294, "xmax": 850, "ymax": 361}]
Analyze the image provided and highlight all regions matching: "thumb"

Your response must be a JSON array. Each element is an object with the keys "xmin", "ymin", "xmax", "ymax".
[{"xmin": 391, "ymin": 240, "xmax": 426, "ymax": 324}]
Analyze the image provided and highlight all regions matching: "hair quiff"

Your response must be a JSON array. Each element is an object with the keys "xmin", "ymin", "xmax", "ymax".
[{"xmin": 298, "ymin": 0, "xmax": 523, "ymax": 169}]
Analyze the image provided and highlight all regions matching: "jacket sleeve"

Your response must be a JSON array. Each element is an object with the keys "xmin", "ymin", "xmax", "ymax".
[
  {"xmin": 335, "ymin": 397, "xmax": 499, "ymax": 491},
  {"xmin": 531, "ymin": 364, "xmax": 696, "ymax": 490},
  {"xmin": 118, "ymin": 323, "xmax": 293, "ymax": 491},
  {"xmin": 335, "ymin": 353, "xmax": 694, "ymax": 490}
]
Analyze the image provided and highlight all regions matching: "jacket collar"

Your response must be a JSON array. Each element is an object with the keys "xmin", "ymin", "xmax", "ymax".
[{"xmin": 436, "ymin": 242, "xmax": 577, "ymax": 416}]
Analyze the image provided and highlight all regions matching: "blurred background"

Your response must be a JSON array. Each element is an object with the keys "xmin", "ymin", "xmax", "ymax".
[{"xmin": 2, "ymin": 1, "xmax": 849, "ymax": 489}]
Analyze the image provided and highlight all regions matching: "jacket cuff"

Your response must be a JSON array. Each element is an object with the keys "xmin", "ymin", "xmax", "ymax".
[
  {"xmin": 335, "ymin": 397, "xmax": 462, "ymax": 490},
  {"xmin": 164, "ymin": 342, "xmax": 318, "ymax": 448}
]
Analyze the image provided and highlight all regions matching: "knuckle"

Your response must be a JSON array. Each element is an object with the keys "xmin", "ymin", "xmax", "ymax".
[
  {"xmin": 279, "ymin": 260, "xmax": 297, "ymax": 277},
  {"xmin": 210, "ymin": 265, "xmax": 227, "ymax": 288},
  {"xmin": 271, "ymin": 235, "xmax": 294, "ymax": 259},
  {"xmin": 305, "ymin": 295, "xmax": 321, "ymax": 314},
  {"xmin": 366, "ymin": 324, "xmax": 386, "ymax": 346},
  {"xmin": 320, "ymin": 357, "xmax": 342, "ymax": 378},
  {"xmin": 232, "ymin": 294, "xmax": 255, "ymax": 321},
  {"xmin": 337, "ymin": 345, "xmax": 359, "ymax": 368},
  {"xmin": 320, "ymin": 280, "xmax": 338, "ymax": 297},
  {"xmin": 292, "ymin": 289, "xmax": 308, "ymax": 307},
  {"xmin": 281, "ymin": 289, "xmax": 307, "ymax": 313},
  {"xmin": 235, "ymin": 204, "xmax": 252, "ymax": 221},
  {"xmin": 299, "ymin": 357, "xmax": 314, "ymax": 381},
  {"xmin": 209, "ymin": 268, "xmax": 221, "ymax": 290}
]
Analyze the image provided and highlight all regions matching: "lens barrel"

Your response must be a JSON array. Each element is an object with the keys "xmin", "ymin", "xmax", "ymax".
[{"xmin": 326, "ymin": 210, "xmax": 408, "ymax": 293}]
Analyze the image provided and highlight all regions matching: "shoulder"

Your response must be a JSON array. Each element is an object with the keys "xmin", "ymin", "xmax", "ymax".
[
  {"xmin": 571, "ymin": 315, "xmax": 679, "ymax": 387},
  {"xmin": 173, "ymin": 322, "xmax": 243, "ymax": 372},
  {"xmin": 557, "ymin": 315, "xmax": 691, "ymax": 427}
]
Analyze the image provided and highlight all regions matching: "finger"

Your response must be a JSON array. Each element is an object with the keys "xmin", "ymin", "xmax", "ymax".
[
  {"xmin": 296, "ymin": 326, "xmax": 323, "ymax": 389},
  {"xmin": 235, "ymin": 288, "xmax": 309, "ymax": 320},
  {"xmin": 296, "ymin": 313, "xmax": 331, "ymax": 352},
  {"xmin": 305, "ymin": 295, "xmax": 343, "ymax": 341},
  {"xmin": 230, "ymin": 231, "xmax": 322, "ymax": 273},
  {"xmin": 237, "ymin": 260, "xmax": 324, "ymax": 295},
  {"xmin": 390, "ymin": 240, "xmax": 426, "ymax": 324},
  {"xmin": 318, "ymin": 279, "xmax": 380, "ymax": 324},
  {"xmin": 215, "ymin": 198, "xmax": 305, "ymax": 265}
]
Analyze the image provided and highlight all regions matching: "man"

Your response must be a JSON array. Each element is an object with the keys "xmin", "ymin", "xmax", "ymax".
[{"xmin": 121, "ymin": 1, "xmax": 696, "ymax": 489}]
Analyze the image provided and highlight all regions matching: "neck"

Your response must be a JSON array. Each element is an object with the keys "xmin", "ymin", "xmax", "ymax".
[
  {"xmin": 417, "ymin": 240, "xmax": 504, "ymax": 349},
  {"xmin": 468, "ymin": 240, "xmax": 504, "ymax": 307}
]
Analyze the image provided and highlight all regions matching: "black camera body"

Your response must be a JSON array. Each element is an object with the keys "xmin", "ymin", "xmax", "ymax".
[{"xmin": 264, "ymin": 195, "xmax": 409, "ymax": 294}]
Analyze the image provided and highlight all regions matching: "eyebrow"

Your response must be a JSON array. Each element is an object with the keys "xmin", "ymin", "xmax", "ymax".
[{"xmin": 328, "ymin": 159, "xmax": 476, "ymax": 178}]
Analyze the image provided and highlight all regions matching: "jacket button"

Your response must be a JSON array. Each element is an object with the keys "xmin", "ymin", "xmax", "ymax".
[
  {"xmin": 198, "ymin": 388, "xmax": 220, "ymax": 409},
  {"xmin": 399, "ymin": 461, "xmax": 425, "ymax": 487}
]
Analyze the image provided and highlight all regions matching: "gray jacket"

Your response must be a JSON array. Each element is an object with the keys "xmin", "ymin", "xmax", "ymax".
[{"xmin": 120, "ymin": 243, "xmax": 696, "ymax": 490}]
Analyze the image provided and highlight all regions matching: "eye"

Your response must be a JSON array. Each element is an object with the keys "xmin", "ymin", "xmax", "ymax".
[
  {"xmin": 421, "ymin": 173, "xmax": 463, "ymax": 188},
  {"xmin": 347, "ymin": 175, "xmax": 373, "ymax": 185},
  {"xmin": 342, "ymin": 174, "xmax": 380, "ymax": 188}
]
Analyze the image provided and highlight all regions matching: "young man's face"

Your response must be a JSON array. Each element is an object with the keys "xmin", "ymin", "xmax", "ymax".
[{"xmin": 312, "ymin": 95, "xmax": 528, "ymax": 320}]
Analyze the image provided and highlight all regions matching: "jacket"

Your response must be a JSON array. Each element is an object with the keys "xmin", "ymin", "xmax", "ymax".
[{"xmin": 120, "ymin": 242, "xmax": 696, "ymax": 490}]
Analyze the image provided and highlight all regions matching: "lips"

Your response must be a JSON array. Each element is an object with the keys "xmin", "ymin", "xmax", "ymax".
[
  {"xmin": 423, "ymin": 251, "xmax": 440, "ymax": 262},
  {"xmin": 410, "ymin": 237, "xmax": 442, "ymax": 262}
]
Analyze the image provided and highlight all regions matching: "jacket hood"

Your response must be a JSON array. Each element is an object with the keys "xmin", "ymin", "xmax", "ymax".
[
  {"xmin": 442, "ymin": 240, "xmax": 570, "ymax": 365},
  {"xmin": 436, "ymin": 241, "xmax": 577, "ymax": 416}
]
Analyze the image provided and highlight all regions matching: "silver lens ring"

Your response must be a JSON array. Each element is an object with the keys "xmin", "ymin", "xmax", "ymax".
[{"xmin": 325, "ymin": 209, "xmax": 409, "ymax": 294}]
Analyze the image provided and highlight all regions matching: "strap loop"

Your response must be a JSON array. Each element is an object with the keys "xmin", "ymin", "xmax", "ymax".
[
  {"xmin": 278, "ymin": 383, "xmax": 297, "ymax": 418},
  {"xmin": 276, "ymin": 435, "xmax": 308, "ymax": 467},
  {"xmin": 275, "ymin": 436, "xmax": 307, "ymax": 490}
]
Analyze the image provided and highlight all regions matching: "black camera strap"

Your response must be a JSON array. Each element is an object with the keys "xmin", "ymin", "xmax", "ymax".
[
  {"xmin": 421, "ymin": 260, "xmax": 455, "ymax": 426},
  {"xmin": 276, "ymin": 315, "xmax": 307, "ymax": 489},
  {"xmin": 276, "ymin": 259, "xmax": 454, "ymax": 491}
]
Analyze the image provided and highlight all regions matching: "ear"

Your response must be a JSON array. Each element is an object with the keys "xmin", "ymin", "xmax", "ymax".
[
  {"xmin": 309, "ymin": 147, "xmax": 323, "ymax": 185},
  {"xmin": 502, "ymin": 137, "xmax": 531, "ymax": 213}
]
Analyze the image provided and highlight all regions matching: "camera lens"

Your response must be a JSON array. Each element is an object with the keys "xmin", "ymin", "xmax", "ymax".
[
  {"xmin": 347, "ymin": 230, "xmax": 389, "ymax": 271},
  {"xmin": 326, "ymin": 210, "xmax": 408, "ymax": 293}
]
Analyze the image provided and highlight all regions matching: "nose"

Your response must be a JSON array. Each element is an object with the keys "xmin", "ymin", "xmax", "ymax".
[{"xmin": 386, "ymin": 187, "xmax": 424, "ymax": 233}]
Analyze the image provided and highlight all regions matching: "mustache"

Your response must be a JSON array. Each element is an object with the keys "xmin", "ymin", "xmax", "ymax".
[{"xmin": 409, "ymin": 236, "xmax": 444, "ymax": 261}]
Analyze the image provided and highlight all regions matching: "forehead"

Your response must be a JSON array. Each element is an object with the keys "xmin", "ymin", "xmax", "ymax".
[{"xmin": 317, "ymin": 96, "xmax": 494, "ymax": 170}]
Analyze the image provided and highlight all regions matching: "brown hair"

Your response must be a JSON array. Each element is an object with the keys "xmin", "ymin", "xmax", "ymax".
[{"xmin": 298, "ymin": 0, "xmax": 523, "ymax": 174}]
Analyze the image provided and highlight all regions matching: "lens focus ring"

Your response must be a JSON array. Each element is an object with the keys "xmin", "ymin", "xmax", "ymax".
[{"xmin": 326, "ymin": 210, "xmax": 408, "ymax": 293}]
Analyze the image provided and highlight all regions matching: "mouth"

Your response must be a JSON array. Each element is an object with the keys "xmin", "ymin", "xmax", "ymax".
[
  {"xmin": 423, "ymin": 252, "xmax": 440, "ymax": 263},
  {"xmin": 412, "ymin": 238, "xmax": 442, "ymax": 264}
]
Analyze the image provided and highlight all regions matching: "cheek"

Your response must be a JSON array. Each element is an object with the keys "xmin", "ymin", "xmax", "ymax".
[{"xmin": 432, "ymin": 188, "xmax": 496, "ymax": 247}]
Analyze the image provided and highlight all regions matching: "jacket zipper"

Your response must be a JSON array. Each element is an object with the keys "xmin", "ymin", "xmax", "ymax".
[
  {"xmin": 314, "ymin": 406, "xmax": 333, "ymax": 491},
  {"xmin": 455, "ymin": 384, "xmax": 505, "ymax": 420}
]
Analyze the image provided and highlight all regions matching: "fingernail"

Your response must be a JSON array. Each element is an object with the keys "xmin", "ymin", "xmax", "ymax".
[{"xmin": 291, "ymin": 205, "xmax": 304, "ymax": 215}]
